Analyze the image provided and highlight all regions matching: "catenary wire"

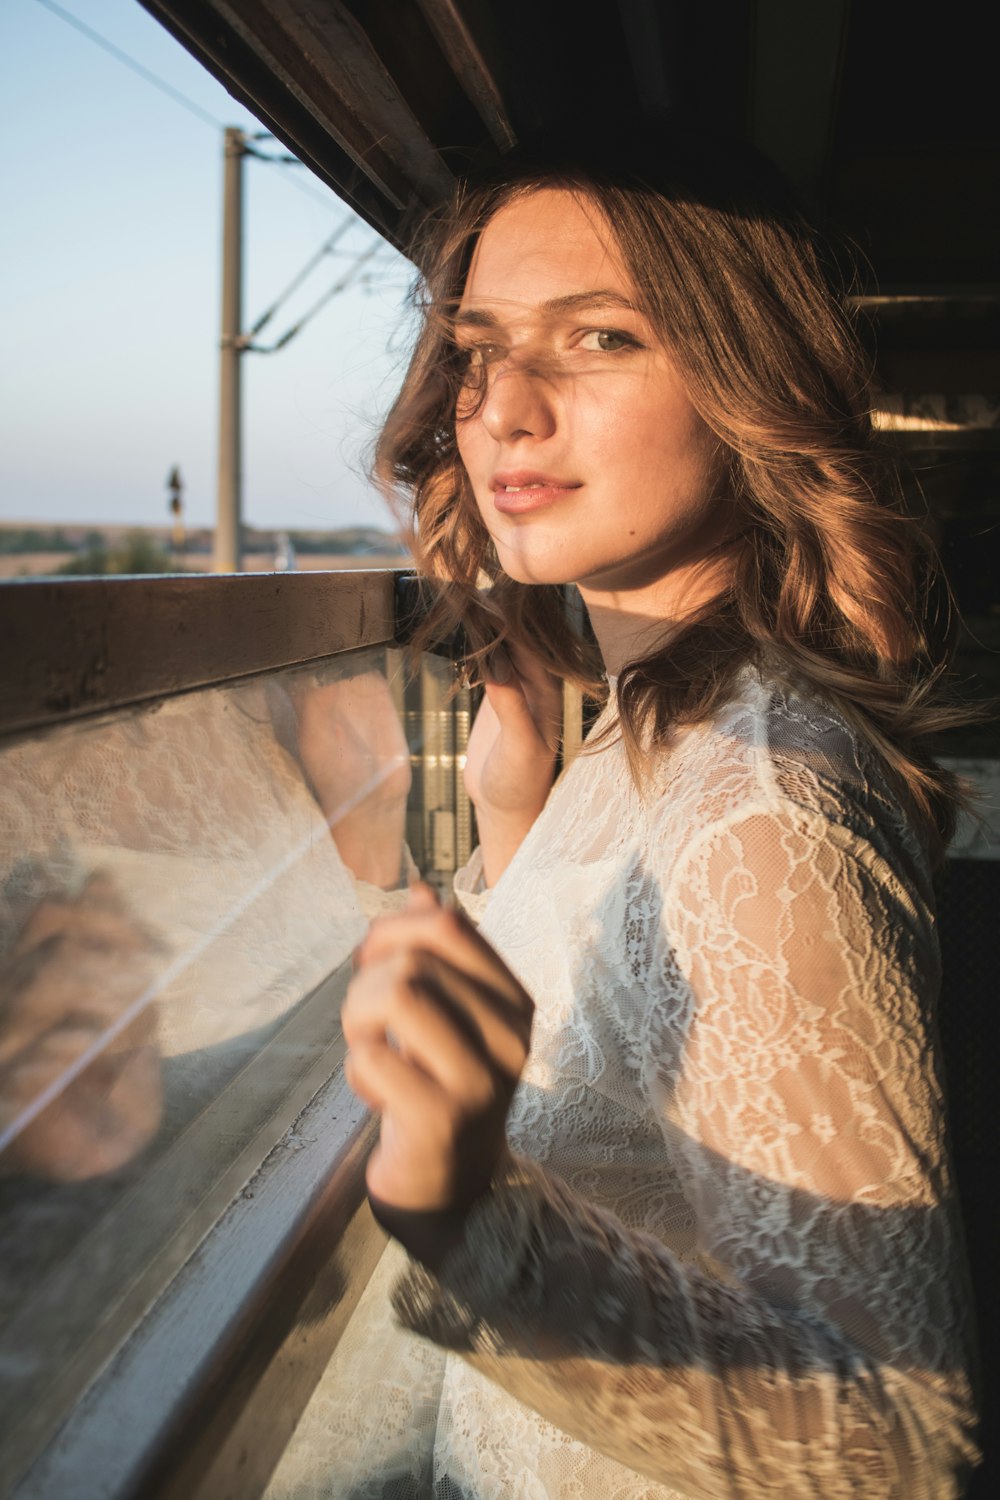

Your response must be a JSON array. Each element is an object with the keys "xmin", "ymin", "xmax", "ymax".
[
  {"xmin": 32, "ymin": 0, "xmax": 343, "ymax": 214},
  {"xmin": 248, "ymin": 241, "xmax": 383, "ymax": 352},
  {"xmin": 31, "ymin": 1, "xmax": 400, "ymax": 346},
  {"xmin": 247, "ymin": 216, "xmax": 358, "ymax": 338},
  {"xmin": 34, "ymin": 0, "xmax": 226, "ymax": 131}
]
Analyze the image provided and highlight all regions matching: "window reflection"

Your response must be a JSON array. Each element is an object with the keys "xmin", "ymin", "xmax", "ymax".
[{"xmin": 0, "ymin": 645, "xmax": 468, "ymax": 1486}]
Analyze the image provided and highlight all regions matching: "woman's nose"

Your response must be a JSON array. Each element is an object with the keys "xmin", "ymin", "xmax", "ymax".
[{"xmin": 479, "ymin": 361, "xmax": 556, "ymax": 444}]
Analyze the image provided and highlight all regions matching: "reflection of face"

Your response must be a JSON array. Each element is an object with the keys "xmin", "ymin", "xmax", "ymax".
[{"xmin": 455, "ymin": 188, "xmax": 728, "ymax": 605}]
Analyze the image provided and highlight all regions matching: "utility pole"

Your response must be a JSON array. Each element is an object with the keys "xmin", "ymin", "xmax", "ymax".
[{"xmin": 215, "ymin": 126, "xmax": 245, "ymax": 572}]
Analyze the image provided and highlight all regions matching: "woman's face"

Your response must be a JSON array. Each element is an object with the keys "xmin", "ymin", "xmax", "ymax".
[{"xmin": 454, "ymin": 188, "xmax": 730, "ymax": 612}]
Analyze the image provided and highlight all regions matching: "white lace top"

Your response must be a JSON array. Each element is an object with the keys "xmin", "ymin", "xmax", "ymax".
[{"xmin": 266, "ymin": 663, "xmax": 979, "ymax": 1500}]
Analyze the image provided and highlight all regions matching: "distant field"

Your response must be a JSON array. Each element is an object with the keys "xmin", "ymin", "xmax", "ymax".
[{"xmin": 0, "ymin": 552, "xmax": 409, "ymax": 579}]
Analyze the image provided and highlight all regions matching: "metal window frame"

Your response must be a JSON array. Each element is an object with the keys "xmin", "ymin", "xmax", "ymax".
[{"xmin": 0, "ymin": 570, "xmax": 405, "ymax": 740}]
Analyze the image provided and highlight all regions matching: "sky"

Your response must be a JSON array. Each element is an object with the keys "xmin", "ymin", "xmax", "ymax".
[{"xmin": 0, "ymin": 0, "xmax": 418, "ymax": 532}]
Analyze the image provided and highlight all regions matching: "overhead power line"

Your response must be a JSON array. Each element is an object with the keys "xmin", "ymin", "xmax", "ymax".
[
  {"xmin": 247, "ymin": 241, "xmax": 383, "ymax": 353},
  {"xmin": 33, "ymin": 0, "xmax": 397, "ymax": 310},
  {"xmin": 32, "ymin": 0, "xmax": 342, "ymax": 211},
  {"xmin": 34, "ymin": 0, "xmax": 225, "ymax": 130},
  {"xmin": 248, "ymin": 216, "xmax": 358, "ymax": 338},
  {"xmin": 247, "ymin": 147, "xmax": 343, "ymax": 212}
]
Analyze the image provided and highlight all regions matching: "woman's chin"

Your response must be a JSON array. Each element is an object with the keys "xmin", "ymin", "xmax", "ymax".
[{"xmin": 496, "ymin": 551, "xmax": 577, "ymax": 588}]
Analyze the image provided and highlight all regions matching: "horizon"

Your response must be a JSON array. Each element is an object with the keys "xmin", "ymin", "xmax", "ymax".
[{"xmin": 0, "ymin": 516, "xmax": 402, "ymax": 534}]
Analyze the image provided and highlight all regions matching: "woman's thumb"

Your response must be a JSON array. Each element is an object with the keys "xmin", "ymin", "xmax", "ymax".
[
  {"xmin": 482, "ymin": 670, "xmax": 536, "ymax": 728},
  {"xmin": 404, "ymin": 880, "xmax": 440, "ymax": 911},
  {"xmin": 484, "ymin": 644, "xmax": 513, "ymax": 685}
]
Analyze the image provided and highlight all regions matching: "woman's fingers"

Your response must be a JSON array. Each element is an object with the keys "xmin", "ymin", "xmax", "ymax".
[
  {"xmin": 506, "ymin": 642, "xmax": 564, "ymax": 744},
  {"xmin": 484, "ymin": 646, "xmax": 560, "ymax": 752},
  {"xmin": 356, "ymin": 895, "xmax": 533, "ymax": 1034},
  {"xmin": 341, "ymin": 954, "xmax": 524, "ymax": 1212},
  {"xmin": 479, "ymin": 667, "xmax": 549, "ymax": 766},
  {"xmin": 467, "ymin": 645, "xmax": 560, "ymax": 836},
  {"xmin": 344, "ymin": 946, "xmax": 529, "ymax": 1088},
  {"xmin": 13, "ymin": 902, "xmax": 152, "ymax": 960},
  {"xmin": 481, "ymin": 671, "xmax": 543, "ymax": 741},
  {"xmin": 13, "ymin": 871, "xmax": 158, "ymax": 953},
  {"xmin": 345, "ymin": 1035, "xmax": 445, "ymax": 1122},
  {"xmin": 348, "ymin": 886, "xmax": 532, "ymax": 1071},
  {"xmin": 343, "ymin": 883, "xmax": 533, "ymax": 1216},
  {"xmin": 344, "ymin": 1039, "xmax": 464, "ymax": 1209}
]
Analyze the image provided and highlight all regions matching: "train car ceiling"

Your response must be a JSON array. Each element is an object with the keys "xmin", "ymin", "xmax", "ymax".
[{"xmin": 138, "ymin": 0, "xmax": 999, "ymax": 287}]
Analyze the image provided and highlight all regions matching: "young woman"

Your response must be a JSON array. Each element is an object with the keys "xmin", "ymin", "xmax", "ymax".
[{"xmin": 333, "ymin": 131, "xmax": 980, "ymax": 1498}]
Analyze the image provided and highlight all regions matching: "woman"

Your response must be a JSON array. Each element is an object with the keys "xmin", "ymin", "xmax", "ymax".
[{"xmin": 336, "ymin": 131, "xmax": 980, "ymax": 1498}]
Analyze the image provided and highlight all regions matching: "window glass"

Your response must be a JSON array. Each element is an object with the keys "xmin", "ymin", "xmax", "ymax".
[{"xmin": 0, "ymin": 645, "xmax": 466, "ymax": 1487}]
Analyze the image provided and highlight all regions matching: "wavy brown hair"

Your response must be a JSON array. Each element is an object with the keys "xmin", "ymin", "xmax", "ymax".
[{"xmin": 376, "ymin": 128, "xmax": 973, "ymax": 859}]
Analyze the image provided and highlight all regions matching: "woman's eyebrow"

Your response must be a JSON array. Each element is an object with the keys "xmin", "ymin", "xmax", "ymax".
[{"xmin": 453, "ymin": 289, "xmax": 642, "ymax": 330}]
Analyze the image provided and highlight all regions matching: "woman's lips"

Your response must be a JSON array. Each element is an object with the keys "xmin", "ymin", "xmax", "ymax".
[{"xmin": 491, "ymin": 474, "xmax": 581, "ymax": 515}]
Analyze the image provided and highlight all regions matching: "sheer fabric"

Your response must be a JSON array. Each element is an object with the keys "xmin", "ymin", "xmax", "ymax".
[
  {"xmin": 0, "ymin": 677, "xmax": 374, "ymax": 1063},
  {"xmin": 0, "ymin": 672, "xmax": 384, "ymax": 1198},
  {"xmin": 0, "ymin": 662, "xmax": 419, "ymax": 1464},
  {"xmin": 267, "ymin": 663, "xmax": 978, "ymax": 1499}
]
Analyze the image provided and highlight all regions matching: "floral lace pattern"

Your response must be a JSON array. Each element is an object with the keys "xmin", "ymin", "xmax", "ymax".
[
  {"xmin": 268, "ymin": 665, "xmax": 978, "ymax": 1499},
  {"xmin": 0, "ymin": 677, "xmax": 369, "ymax": 1063}
]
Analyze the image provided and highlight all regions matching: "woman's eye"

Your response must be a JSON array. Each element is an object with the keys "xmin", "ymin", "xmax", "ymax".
[
  {"xmin": 460, "ymin": 342, "xmax": 504, "ymax": 369},
  {"xmin": 578, "ymin": 328, "xmax": 639, "ymax": 353}
]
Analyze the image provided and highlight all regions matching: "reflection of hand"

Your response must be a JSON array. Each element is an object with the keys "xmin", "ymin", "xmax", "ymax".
[
  {"xmin": 464, "ymin": 644, "xmax": 562, "ymax": 885},
  {"xmin": 0, "ymin": 873, "xmax": 163, "ymax": 1181},
  {"xmin": 293, "ymin": 671, "xmax": 412, "ymax": 888},
  {"xmin": 344, "ymin": 883, "xmax": 532, "ymax": 1235}
]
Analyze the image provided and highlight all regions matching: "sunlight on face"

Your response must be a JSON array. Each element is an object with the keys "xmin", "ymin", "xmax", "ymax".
[{"xmin": 454, "ymin": 188, "xmax": 730, "ymax": 624}]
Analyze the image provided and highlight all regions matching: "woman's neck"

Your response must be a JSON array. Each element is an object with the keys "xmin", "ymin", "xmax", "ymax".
[{"xmin": 579, "ymin": 549, "xmax": 736, "ymax": 675}]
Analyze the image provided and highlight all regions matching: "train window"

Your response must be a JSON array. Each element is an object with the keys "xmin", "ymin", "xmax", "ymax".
[{"xmin": 0, "ymin": 625, "xmax": 471, "ymax": 1496}]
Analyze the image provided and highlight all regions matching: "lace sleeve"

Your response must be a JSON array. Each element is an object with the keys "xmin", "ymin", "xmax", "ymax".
[
  {"xmin": 450, "ymin": 846, "xmax": 491, "ymax": 924},
  {"xmin": 352, "ymin": 846, "xmax": 423, "ymax": 921},
  {"xmin": 393, "ymin": 805, "xmax": 980, "ymax": 1499}
]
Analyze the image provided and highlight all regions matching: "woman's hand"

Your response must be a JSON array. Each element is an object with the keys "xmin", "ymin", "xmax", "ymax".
[
  {"xmin": 343, "ymin": 883, "xmax": 533, "ymax": 1229},
  {"xmin": 0, "ymin": 873, "xmax": 163, "ymax": 1181},
  {"xmin": 292, "ymin": 670, "xmax": 412, "ymax": 888},
  {"xmin": 464, "ymin": 644, "xmax": 563, "ymax": 886}
]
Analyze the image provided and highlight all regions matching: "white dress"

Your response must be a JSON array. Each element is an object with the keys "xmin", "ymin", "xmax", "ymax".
[{"xmin": 265, "ymin": 662, "xmax": 980, "ymax": 1499}]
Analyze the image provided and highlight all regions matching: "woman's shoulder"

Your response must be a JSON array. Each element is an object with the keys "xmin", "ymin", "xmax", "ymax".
[
  {"xmin": 650, "ymin": 659, "xmax": 929, "ymax": 882},
  {"xmin": 648, "ymin": 658, "xmax": 863, "ymax": 798}
]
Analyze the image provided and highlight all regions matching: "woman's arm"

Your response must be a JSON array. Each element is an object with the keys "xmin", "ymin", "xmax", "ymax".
[
  {"xmin": 291, "ymin": 648, "xmax": 560, "ymax": 894},
  {"xmin": 462, "ymin": 645, "xmax": 563, "ymax": 887},
  {"xmin": 347, "ymin": 812, "xmax": 979, "ymax": 1498}
]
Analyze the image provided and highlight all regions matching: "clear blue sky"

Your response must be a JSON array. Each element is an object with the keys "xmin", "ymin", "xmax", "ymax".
[{"xmin": 0, "ymin": 0, "xmax": 416, "ymax": 531}]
